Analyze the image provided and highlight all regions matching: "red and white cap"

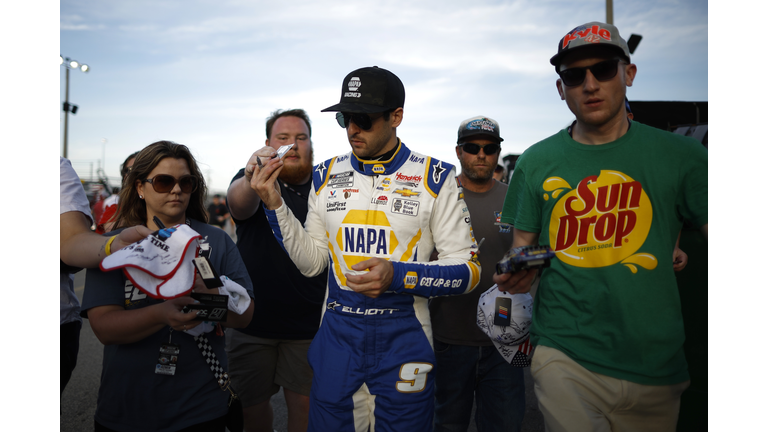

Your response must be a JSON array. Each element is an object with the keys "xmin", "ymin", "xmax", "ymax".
[{"xmin": 101, "ymin": 224, "xmax": 201, "ymax": 299}]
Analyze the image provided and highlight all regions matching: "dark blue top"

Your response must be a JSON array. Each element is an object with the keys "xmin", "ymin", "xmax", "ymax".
[
  {"xmin": 81, "ymin": 219, "xmax": 253, "ymax": 432},
  {"xmin": 229, "ymin": 170, "xmax": 327, "ymax": 339}
]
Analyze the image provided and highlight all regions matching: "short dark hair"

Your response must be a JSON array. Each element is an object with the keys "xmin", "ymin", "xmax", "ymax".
[{"xmin": 265, "ymin": 109, "xmax": 312, "ymax": 140}]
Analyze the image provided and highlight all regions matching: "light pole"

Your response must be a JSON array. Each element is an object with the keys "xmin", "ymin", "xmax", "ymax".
[
  {"xmin": 60, "ymin": 55, "xmax": 90, "ymax": 158},
  {"xmin": 603, "ymin": 2, "xmax": 642, "ymax": 55},
  {"xmin": 101, "ymin": 138, "xmax": 107, "ymax": 174}
]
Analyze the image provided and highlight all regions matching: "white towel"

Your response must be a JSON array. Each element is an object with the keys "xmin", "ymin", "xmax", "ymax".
[{"xmin": 218, "ymin": 275, "xmax": 251, "ymax": 314}]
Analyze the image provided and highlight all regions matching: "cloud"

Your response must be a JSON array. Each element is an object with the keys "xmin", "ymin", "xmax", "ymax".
[{"xmin": 60, "ymin": 0, "xmax": 707, "ymax": 190}]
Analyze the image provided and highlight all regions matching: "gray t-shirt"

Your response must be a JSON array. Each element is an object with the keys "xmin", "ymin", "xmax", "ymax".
[
  {"xmin": 81, "ymin": 220, "xmax": 253, "ymax": 432},
  {"xmin": 60, "ymin": 157, "xmax": 92, "ymax": 325},
  {"xmin": 429, "ymin": 180, "xmax": 513, "ymax": 346}
]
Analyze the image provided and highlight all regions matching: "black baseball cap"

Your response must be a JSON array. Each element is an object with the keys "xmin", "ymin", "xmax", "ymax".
[{"xmin": 321, "ymin": 66, "xmax": 405, "ymax": 114}]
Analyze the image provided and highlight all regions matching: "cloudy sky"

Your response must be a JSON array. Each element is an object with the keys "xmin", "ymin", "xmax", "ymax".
[{"xmin": 58, "ymin": 0, "xmax": 707, "ymax": 193}]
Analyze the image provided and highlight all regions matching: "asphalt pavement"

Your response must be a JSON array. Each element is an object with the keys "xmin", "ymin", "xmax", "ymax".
[{"xmin": 61, "ymin": 270, "xmax": 544, "ymax": 432}]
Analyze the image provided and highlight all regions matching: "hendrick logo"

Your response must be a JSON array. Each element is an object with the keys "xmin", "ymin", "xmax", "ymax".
[
  {"xmin": 394, "ymin": 172, "xmax": 422, "ymax": 187},
  {"xmin": 395, "ymin": 172, "xmax": 422, "ymax": 183}
]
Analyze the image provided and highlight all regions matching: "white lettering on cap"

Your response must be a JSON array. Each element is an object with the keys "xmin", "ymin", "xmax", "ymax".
[{"xmin": 348, "ymin": 77, "xmax": 361, "ymax": 91}]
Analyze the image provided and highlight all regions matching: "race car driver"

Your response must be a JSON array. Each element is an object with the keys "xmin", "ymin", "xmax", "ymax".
[{"xmin": 250, "ymin": 66, "xmax": 481, "ymax": 432}]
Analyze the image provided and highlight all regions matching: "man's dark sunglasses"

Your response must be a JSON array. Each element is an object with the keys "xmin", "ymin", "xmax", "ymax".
[
  {"xmin": 336, "ymin": 112, "xmax": 383, "ymax": 131},
  {"xmin": 142, "ymin": 174, "xmax": 198, "ymax": 194},
  {"xmin": 459, "ymin": 142, "xmax": 501, "ymax": 155},
  {"xmin": 558, "ymin": 58, "xmax": 621, "ymax": 87}
]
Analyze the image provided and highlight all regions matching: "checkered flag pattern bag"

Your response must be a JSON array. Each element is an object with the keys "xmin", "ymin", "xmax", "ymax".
[
  {"xmin": 194, "ymin": 334, "xmax": 238, "ymax": 404},
  {"xmin": 193, "ymin": 333, "xmax": 244, "ymax": 431}
]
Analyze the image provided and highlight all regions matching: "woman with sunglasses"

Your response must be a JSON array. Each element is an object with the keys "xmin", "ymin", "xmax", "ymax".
[{"xmin": 81, "ymin": 141, "xmax": 254, "ymax": 432}]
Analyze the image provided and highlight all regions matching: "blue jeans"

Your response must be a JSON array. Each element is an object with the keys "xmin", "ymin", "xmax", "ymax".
[{"xmin": 433, "ymin": 340, "xmax": 525, "ymax": 432}]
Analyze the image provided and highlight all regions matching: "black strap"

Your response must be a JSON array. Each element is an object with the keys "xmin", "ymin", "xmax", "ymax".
[{"xmin": 193, "ymin": 334, "xmax": 238, "ymax": 405}]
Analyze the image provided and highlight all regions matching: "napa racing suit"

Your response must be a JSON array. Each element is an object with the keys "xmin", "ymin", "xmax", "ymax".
[{"xmin": 265, "ymin": 140, "xmax": 481, "ymax": 432}]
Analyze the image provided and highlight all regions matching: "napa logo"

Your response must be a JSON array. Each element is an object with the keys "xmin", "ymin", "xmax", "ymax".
[
  {"xmin": 328, "ymin": 210, "xmax": 426, "ymax": 289},
  {"xmin": 342, "ymin": 227, "xmax": 391, "ymax": 255},
  {"xmin": 336, "ymin": 210, "xmax": 399, "ymax": 257},
  {"xmin": 404, "ymin": 271, "xmax": 418, "ymax": 289},
  {"xmin": 332, "ymin": 210, "xmax": 402, "ymax": 284},
  {"xmin": 372, "ymin": 164, "xmax": 386, "ymax": 174}
]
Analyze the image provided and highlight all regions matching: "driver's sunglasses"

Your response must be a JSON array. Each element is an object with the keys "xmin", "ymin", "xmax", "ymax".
[
  {"xmin": 142, "ymin": 174, "xmax": 198, "ymax": 194},
  {"xmin": 335, "ymin": 112, "xmax": 382, "ymax": 131},
  {"xmin": 459, "ymin": 142, "xmax": 501, "ymax": 155},
  {"xmin": 558, "ymin": 58, "xmax": 621, "ymax": 87}
]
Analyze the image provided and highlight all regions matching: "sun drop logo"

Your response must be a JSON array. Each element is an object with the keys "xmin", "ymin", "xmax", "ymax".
[{"xmin": 546, "ymin": 170, "xmax": 656, "ymax": 273}]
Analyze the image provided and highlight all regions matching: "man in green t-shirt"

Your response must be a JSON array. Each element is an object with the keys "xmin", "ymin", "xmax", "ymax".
[{"xmin": 493, "ymin": 21, "xmax": 707, "ymax": 432}]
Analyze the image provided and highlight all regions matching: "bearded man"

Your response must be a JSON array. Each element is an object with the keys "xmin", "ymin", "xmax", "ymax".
[{"xmin": 226, "ymin": 108, "xmax": 328, "ymax": 432}]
